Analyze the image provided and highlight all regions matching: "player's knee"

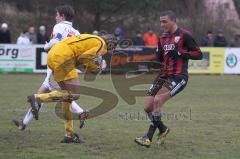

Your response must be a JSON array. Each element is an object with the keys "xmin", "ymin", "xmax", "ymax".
[
  {"xmin": 144, "ymin": 104, "xmax": 153, "ymax": 113},
  {"xmin": 144, "ymin": 107, "xmax": 151, "ymax": 113},
  {"xmin": 37, "ymin": 85, "xmax": 50, "ymax": 94},
  {"xmin": 144, "ymin": 97, "xmax": 154, "ymax": 113},
  {"xmin": 153, "ymin": 96, "xmax": 164, "ymax": 107}
]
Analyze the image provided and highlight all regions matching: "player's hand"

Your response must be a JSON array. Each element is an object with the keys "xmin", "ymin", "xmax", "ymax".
[
  {"xmin": 177, "ymin": 48, "xmax": 189, "ymax": 59},
  {"xmin": 101, "ymin": 59, "xmax": 107, "ymax": 70},
  {"xmin": 168, "ymin": 44, "xmax": 188, "ymax": 59},
  {"xmin": 44, "ymin": 42, "xmax": 50, "ymax": 51},
  {"xmin": 94, "ymin": 60, "xmax": 107, "ymax": 74}
]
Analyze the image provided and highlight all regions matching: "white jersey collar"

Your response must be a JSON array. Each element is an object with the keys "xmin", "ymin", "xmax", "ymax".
[{"xmin": 60, "ymin": 21, "xmax": 73, "ymax": 26}]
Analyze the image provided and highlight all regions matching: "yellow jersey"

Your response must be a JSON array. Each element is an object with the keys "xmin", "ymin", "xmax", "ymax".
[
  {"xmin": 47, "ymin": 34, "xmax": 107, "ymax": 82},
  {"xmin": 60, "ymin": 34, "xmax": 107, "ymax": 60}
]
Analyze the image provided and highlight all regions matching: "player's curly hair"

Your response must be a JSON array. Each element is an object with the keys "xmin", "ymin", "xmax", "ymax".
[{"xmin": 56, "ymin": 5, "xmax": 75, "ymax": 22}]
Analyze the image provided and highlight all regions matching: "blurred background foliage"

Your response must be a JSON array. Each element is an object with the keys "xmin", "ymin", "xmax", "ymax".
[{"xmin": 0, "ymin": 0, "xmax": 239, "ymax": 42}]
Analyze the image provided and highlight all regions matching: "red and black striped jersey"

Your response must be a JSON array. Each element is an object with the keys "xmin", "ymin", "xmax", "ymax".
[{"xmin": 156, "ymin": 28, "xmax": 202, "ymax": 77}]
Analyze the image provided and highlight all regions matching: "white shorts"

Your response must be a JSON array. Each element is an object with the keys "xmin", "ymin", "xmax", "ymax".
[{"xmin": 42, "ymin": 68, "xmax": 60, "ymax": 90}]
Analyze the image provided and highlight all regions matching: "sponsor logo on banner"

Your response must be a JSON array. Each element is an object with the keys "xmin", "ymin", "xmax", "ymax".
[
  {"xmin": 32, "ymin": 46, "xmax": 48, "ymax": 73},
  {"xmin": 35, "ymin": 47, "xmax": 47, "ymax": 71},
  {"xmin": 0, "ymin": 48, "xmax": 19, "ymax": 59},
  {"xmin": 189, "ymin": 51, "xmax": 209, "ymax": 70},
  {"xmin": 224, "ymin": 48, "xmax": 240, "ymax": 74},
  {"xmin": 189, "ymin": 47, "xmax": 224, "ymax": 74},
  {"xmin": 226, "ymin": 53, "xmax": 237, "ymax": 68},
  {"xmin": 0, "ymin": 45, "xmax": 34, "ymax": 72}
]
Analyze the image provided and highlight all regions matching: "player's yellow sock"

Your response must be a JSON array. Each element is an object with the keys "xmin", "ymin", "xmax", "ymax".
[
  {"xmin": 35, "ymin": 90, "xmax": 74, "ymax": 102},
  {"xmin": 62, "ymin": 102, "xmax": 74, "ymax": 136}
]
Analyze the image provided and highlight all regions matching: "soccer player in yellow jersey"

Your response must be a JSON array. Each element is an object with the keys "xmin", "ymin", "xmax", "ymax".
[
  {"xmin": 27, "ymin": 34, "xmax": 112, "ymax": 143},
  {"xmin": 13, "ymin": 5, "xmax": 86, "ymax": 136}
]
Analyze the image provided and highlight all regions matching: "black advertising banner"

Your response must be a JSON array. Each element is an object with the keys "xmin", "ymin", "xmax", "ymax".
[
  {"xmin": 104, "ymin": 47, "xmax": 157, "ymax": 72},
  {"xmin": 35, "ymin": 47, "xmax": 48, "ymax": 72}
]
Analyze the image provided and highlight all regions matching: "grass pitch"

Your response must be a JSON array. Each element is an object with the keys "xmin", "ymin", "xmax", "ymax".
[{"xmin": 0, "ymin": 74, "xmax": 240, "ymax": 159}]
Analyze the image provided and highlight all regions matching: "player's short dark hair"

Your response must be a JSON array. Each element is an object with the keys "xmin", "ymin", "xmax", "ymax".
[
  {"xmin": 56, "ymin": 5, "xmax": 75, "ymax": 21},
  {"xmin": 160, "ymin": 10, "xmax": 176, "ymax": 21}
]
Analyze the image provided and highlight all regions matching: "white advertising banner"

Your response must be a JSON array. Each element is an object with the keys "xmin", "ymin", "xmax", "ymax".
[
  {"xmin": 224, "ymin": 48, "xmax": 240, "ymax": 74},
  {"xmin": 0, "ymin": 44, "xmax": 35, "ymax": 72}
]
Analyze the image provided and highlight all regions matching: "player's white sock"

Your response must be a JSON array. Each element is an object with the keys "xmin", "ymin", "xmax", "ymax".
[
  {"xmin": 23, "ymin": 103, "xmax": 43, "ymax": 125},
  {"xmin": 71, "ymin": 101, "xmax": 83, "ymax": 114},
  {"xmin": 23, "ymin": 108, "xmax": 33, "ymax": 125}
]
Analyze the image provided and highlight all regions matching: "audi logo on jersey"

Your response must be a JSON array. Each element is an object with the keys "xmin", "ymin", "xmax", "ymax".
[{"xmin": 164, "ymin": 44, "xmax": 175, "ymax": 51}]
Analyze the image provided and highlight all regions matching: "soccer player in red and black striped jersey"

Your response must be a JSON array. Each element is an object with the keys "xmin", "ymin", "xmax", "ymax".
[{"xmin": 135, "ymin": 10, "xmax": 202, "ymax": 147}]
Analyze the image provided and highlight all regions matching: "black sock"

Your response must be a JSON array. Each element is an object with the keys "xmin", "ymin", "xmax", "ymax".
[
  {"xmin": 158, "ymin": 120, "xmax": 167, "ymax": 133},
  {"xmin": 152, "ymin": 112, "xmax": 167, "ymax": 133},
  {"xmin": 145, "ymin": 112, "xmax": 157, "ymax": 141},
  {"xmin": 146, "ymin": 122, "xmax": 157, "ymax": 141}
]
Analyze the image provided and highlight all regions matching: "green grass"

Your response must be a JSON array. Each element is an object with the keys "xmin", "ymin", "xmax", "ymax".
[{"xmin": 0, "ymin": 74, "xmax": 240, "ymax": 159}]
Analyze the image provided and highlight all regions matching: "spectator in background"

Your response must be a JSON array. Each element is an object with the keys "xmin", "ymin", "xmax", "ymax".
[
  {"xmin": 143, "ymin": 29, "xmax": 158, "ymax": 47},
  {"xmin": 16, "ymin": 30, "xmax": 31, "ymax": 45},
  {"xmin": 132, "ymin": 31, "xmax": 148, "ymax": 73},
  {"xmin": 37, "ymin": 25, "xmax": 49, "ymax": 44},
  {"xmin": 0, "ymin": 23, "xmax": 11, "ymax": 43},
  {"xmin": 214, "ymin": 29, "xmax": 228, "ymax": 47},
  {"xmin": 92, "ymin": 30, "xmax": 99, "ymax": 36},
  {"xmin": 114, "ymin": 27, "xmax": 125, "ymax": 41},
  {"xmin": 229, "ymin": 34, "xmax": 240, "ymax": 47},
  {"xmin": 28, "ymin": 26, "xmax": 37, "ymax": 44},
  {"xmin": 132, "ymin": 31, "xmax": 144, "ymax": 46},
  {"xmin": 201, "ymin": 31, "xmax": 214, "ymax": 46}
]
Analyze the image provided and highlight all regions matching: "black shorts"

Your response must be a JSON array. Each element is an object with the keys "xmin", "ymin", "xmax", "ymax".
[{"xmin": 147, "ymin": 75, "xmax": 188, "ymax": 97}]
